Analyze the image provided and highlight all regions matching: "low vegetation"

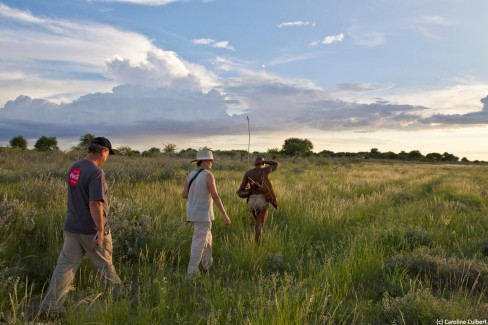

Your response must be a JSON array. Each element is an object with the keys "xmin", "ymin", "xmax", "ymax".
[{"xmin": 0, "ymin": 149, "xmax": 487, "ymax": 324}]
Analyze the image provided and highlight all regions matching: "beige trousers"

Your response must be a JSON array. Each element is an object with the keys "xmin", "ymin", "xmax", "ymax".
[
  {"xmin": 187, "ymin": 221, "xmax": 213, "ymax": 276},
  {"xmin": 40, "ymin": 231, "xmax": 121, "ymax": 312}
]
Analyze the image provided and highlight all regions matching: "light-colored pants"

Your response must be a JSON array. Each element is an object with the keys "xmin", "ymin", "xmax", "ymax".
[
  {"xmin": 41, "ymin": 231, "xmax": 121, "ymax": 312},
  {"xmin": 187, "ymin": 221, "xmax": 213, "ymax": 275}
]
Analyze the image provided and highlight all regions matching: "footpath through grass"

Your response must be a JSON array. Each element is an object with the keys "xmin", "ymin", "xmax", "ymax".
[{"xmin": 0, "ymin": 149, "xmax": 487, "ymax": 324}]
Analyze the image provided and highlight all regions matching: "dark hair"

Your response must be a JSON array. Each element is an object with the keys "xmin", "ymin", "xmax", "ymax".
[
  {"xmin": 255, "ymin": 156, "xmax": 265, "ymax": 167},
  {"xmin": 196, "ymin": 160, "xmax": 203, "ymax": 167},
  {"xmin": 88, "ymin": 143, "xmax": 105, "ymax": 154}
]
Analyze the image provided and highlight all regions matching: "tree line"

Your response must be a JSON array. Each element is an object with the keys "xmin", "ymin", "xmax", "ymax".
[{"xmin": 5, "ymin": 134, "xmax": 480, "ymax": 163}]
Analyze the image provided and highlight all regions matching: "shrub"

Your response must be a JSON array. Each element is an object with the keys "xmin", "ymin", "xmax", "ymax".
[
  {"xmin": 0, "ymin": 194, "xmax": 37, "ymax": 248},
  {"xmin": 386, "ymin": 248, "xmax": 488, "ymax": 294},
  {"xmin": 481, "ymin": 239, "xmax": 488, "ymax": 257},
  {"xmin": 391, "ymin": 192, "xmax": 415, "ymax": 205},
  {"xmin": 404, "ymin": 227, "xmax": 433, "ymax": 250},
  {"xmin": 374, "ymin": 289, "xmax": 486, "ymax": 323},
  {"xmin": 109, "ymin": 198, "xmax": 152, "ymax": 261}
]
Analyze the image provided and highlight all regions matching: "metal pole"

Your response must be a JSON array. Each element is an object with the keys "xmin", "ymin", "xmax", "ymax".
[{"xmin": 247, "ymin": 116, "xmax": 250, "ymax": 165}]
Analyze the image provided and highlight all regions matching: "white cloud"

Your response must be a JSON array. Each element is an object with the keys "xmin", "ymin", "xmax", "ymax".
[
  {"xmin": 0, "ymin": 4, "xmax": 153, "ymax": 66},
  {"xmin": 192, "ymin": 38, "xmax": 214, "ymax": 45},
  {"xmin": 335, "ymin": 82, "xmax": 395, "ymax": 94},
  {"xmin": 0, "ymin": 3, "xmax": 44, "ymax": 24},
  {"xmin": 381, "ymin": 83, "xmax": 488, "ymax": 117},
  {"xmin": 420, "ymin": 15, "xmax": 453, "ymax": 26},
  {"xmin": 322, "ymin": 33, "xmax": 344, "ymax": 44},
  {"xmin": 106, "ymin": 49, "xmax": 220, "ymax": 92},
  {"xmin": 89, "ymin": 0, "xmax": 185, "ymax": 5},
  {"xmin": 192, "ymin": 38, "xmax": 235, "ymax": 51},
  {"xmin": 1, "ymin": 3, "xmax": 488, "ymax": 160},
  {"xmin": 347, "ymin": 25, "xmax": 386, "ymax": 47},
  {"xmin": 409, "ymin": 15, "xmax": 454, "ymax": 39},
  {"xmin": 2, "ymin": 66, "xmax": 488, "ymax": 155},
  {"xmin": 311, "ymin": 33, "xmax": 344, "ymax": 46},
  {"xmin": 210, "ymin": 56, "xmax": 253, "ymax": 70},
  {"xmin": 277, "ymin": 21, "xmax": 315, "ymax": 28},
  {"xmin": 0, "ymin": 3, "xmax": 221, "ymax": 105},
  {"xmin": 266, "ymin": 53, "xmax": 320, "ymax": 67}
]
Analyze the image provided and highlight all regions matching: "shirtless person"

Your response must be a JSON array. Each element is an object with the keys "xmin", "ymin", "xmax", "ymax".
[{"xmin": 238, "ymin": 156, "xmax": 279, "ymax": 245}]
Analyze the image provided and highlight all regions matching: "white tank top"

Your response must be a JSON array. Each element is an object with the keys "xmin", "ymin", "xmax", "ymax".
[{"xmin": 186, "ymin": 169, "xmax": 214, "ymax": 222}]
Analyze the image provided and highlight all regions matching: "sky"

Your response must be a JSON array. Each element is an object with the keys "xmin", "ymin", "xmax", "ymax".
[{"xmin": 1, "ymin": 0, "xmax": 488, "ymax": 160}]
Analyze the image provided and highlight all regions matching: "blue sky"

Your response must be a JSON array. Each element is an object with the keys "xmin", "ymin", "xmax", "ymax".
[{"xmin": 1, "ymin": 0, "xmax": 488, "ymax": 160}]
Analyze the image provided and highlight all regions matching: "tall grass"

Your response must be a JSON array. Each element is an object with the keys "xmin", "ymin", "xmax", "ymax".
[{"xmin": 0, "ymin": 149, "xmax": 487, "ymax": 323}]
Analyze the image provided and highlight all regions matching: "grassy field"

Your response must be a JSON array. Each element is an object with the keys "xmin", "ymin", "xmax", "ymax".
[{"xmin": 0, "ymin": 149, "xmax": 487, "ymax": 324}]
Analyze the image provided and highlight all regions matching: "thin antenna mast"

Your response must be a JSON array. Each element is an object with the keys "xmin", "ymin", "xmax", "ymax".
[{"xmin": 247, "ymin": 116, "xmax": 250, "ymax": 165}]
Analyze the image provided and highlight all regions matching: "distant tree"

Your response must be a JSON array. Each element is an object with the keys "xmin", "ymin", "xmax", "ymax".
[
  {"xmin": 317, "ymin": 150, "xmax": 335, "ymax": 158},
  {"xmin": 461, "ymin": 157, "xmax": 469, "ymax": 162},
  {"xmin": 77, "ymin": 133, "xmax": 96, "ymax": 151},
  {"xmin": 180, "ymin": 148, "xmax": 197, "ymax": 153},
  {"xmin": 235, "ymin": 150, "xmax": 248, "ymax": 162},
  {"xmin": 368, "ymin": 148, "xmax": 382, "ymax": 159},
  {"xmin": 397, "ymin": 151, "xmax": 409, "ymax": 160},
  {"xmin": 163, "ymin": 143, "xmax": 177, "ymax": 153},
  {"xmin": 34, "ymin": 136, "xmax": 58, "ymax": 152},
  {"xmin": 381, "ymin": 151, "xmax": 398, "ymax": 160},
  {"xmin": 9, "ymin": 135, "xmax": 27, "ymax": 150},
  {"xmin": 116, "ymin": 146, "xmax": 138, "ymax": 157},
  {"xmin": 426, "ymin": 152, "xmax": 443, "ymax": 161},
  {"xmin": 441, "ymin": 152, "xmax": 459, "ymax": 162},
  {"xmin": 179, "ymin": 148, "xmax": 197, "ymax": 158},
  {"xmin": 142, "ymin": 147, "xmax": 161, "ymax": 157},
  {"xmin": 282, "ymin": 138, "xmax": 314, "ymax": 162},
  {"xmin": 267, "ymin": 147, "xmax": 281, "ymax": 160},
  {"xmin": 408, "ymin": 150, "xmax": 423, "ymax": 160}
]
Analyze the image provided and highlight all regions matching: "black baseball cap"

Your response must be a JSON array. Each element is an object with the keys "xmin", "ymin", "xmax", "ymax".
[{"xmin": 91, "ymin": 137, "xmax": 115, "ymax": 155}]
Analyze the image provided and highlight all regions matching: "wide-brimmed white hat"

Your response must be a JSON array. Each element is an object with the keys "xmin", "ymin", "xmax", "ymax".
[{"xmin": 192, "ymin": 150, "xmax": 214, "ymax": 163}]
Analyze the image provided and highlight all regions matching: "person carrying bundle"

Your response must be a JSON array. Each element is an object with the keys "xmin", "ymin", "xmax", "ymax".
[{"xmin": 237, "ymin": 156, "xmax": 279, "ymax": 245}]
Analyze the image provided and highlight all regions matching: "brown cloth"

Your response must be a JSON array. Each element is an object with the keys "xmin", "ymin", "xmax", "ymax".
[{"xmin": 248, "ymin": 169, "xmax": 278, "ymax": 209}]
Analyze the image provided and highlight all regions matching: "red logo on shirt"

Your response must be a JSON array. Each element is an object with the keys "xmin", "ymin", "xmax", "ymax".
[{"xmin": 69, "ymin": 168, "xmax": 80, "ymax": 186}]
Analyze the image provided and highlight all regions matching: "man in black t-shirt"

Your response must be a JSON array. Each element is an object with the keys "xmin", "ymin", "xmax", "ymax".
[{"xmin": 40, "ymin": 137, "xmax": 121, "ymax": 316}]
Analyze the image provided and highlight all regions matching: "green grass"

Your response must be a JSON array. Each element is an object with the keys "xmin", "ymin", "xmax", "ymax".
[{"xmin": 0, "ymin": 149, "xmax": 487, "ymax": 324}]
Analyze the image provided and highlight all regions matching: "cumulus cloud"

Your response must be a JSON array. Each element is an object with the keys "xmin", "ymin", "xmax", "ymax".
[
  {"xmin": 192, "ymin": 38, "xmax": 235, "ymax": 51},
  {"xmin": 0, "ymin": 63, "xmax": 431, "ymax": 144},
  {"xmin": 2, "ymin": 64, "xmax": 488, "ymax": 147},
  {"xmin": 0, "ymin": 3, "xmax": 156, "ymax": 105},
  {"xmin": 421, "ymin": 95, "xmax": 488, "ymax": 125},
  {"xmin": 0, "ymin": 3, "xmax": 222, "ymax": 106},
  {"xmin": 277, "ymin": 21, "xmax": 315, "ymax": 28},
  {"xmin": 105, "ymin": 49, "xmax": 220, "ymax": 92},
  {"xmin": 0, "ymin": 86, "xmax": 239, "ymax": 139},
  {"xmin": 1, "ymin": 3, "xmax": 488, "ymax": 152}
]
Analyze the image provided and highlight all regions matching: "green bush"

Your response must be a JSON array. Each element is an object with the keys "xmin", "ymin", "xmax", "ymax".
[{"xmin": 386, "ymin": 248, "xmax": 488, "ymax": 294}]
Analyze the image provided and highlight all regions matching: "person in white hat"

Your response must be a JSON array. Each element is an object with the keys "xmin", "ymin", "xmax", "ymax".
[{"xmin": 181, "ymin": 150, "xmax": 231, "ymax": 277}]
